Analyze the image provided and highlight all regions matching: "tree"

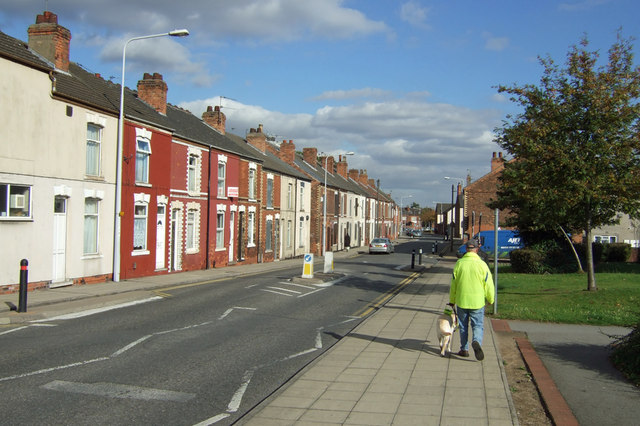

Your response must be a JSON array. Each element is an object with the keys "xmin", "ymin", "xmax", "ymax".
[{"xmin": 492, "ymin": 33, "xmax": 640, "ymax": 291}]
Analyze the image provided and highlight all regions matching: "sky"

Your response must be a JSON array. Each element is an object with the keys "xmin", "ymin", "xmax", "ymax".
[{"xmin": 2, "ymin": 0, "xmax": 639, "ymax": 209}]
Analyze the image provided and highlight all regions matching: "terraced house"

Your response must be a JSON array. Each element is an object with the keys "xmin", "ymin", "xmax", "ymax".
[{"xmin": 0, "ymin": 10, "xmax": 398, "ymax": 293}]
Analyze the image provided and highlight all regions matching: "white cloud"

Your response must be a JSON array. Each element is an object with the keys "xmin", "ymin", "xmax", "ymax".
[
  {"xmin": 312, "ymin": 88, "xmax": 393, "ymax": 101},
  {"xmin": 178, "ymin": 96, "xmax": 500, "ymax": 206},
  {"xmin": 400, "ymin": 1, "xmax": 430, "ymax": 28},
  {"xmin": 483, "ymin": 32, "xmax": 509, "ymax": 51}
]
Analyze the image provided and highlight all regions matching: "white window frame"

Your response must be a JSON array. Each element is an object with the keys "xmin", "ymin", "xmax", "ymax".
[
  {"xmin": 248, "ymin": 168, "xmax": 256, "ymax": 200},
  {"xmin": 248, "ymin": 211, "xmax": 255, "ymax": 246},
  {"xmin": 136, "ymin": 138, "xmax": 152, "ymax": 184},
  {"xmin": 287, "ymin": 183, "xmax": 293, "ymax": 209},
  {"xmin": 216, "ymin": 212, "xmax": 225, "ymax": 248},
  {"xmin": 217, "ymin": 162, "xmax": 226, "ymax": 198},
  {"xmin": 83, "ymin": 198, "xmax": 99, "ymax": 255},
  {"xmin": 133, "ymin": 202, "xmax": 148, "ymax": 252},
  {"xmin": 0, "ymin": 184, "xmax": 32, "ymax": 220},
  {"xmin": 266, "ymin": 175, "xmax": 274, "ymax": 209},
  {"xmin": 299, "ymin": 182, "xmax": 305, "ymax": 211},
  {"xmin": 86, "ymin": 123, "xmax": 102, "ymax": 177},
  {"xmin": 287, "ymin": 220, "xmax": 292, "ymax": 248},
  {"xmin": 187, "ymin": 153, "xmax": 199, "ymax": 194},
  {"xmin": 299, "ymin": 217, "xmax": 304, "ymax": 248}
]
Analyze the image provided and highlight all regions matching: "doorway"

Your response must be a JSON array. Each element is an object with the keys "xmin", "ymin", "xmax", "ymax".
[{"xmin": 52, "ymin": 196, "xmax": 67, "ymax": 284}]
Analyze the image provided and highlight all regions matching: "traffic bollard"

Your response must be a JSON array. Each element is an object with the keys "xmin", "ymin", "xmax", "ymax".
[
  {"xmin": 18, "ymin": 259, "xmax": 28, "ymax": 313},
  {"xmin": 419, "ymin": 248, "xmax": 423, "ymax": 265},
  {"xmin": 411, "ymin": 250, "xmax": 415, "ymax": 269},
  {"xmin": 432, "ymin": 242, "xmax": 436, "ymax": 254}
]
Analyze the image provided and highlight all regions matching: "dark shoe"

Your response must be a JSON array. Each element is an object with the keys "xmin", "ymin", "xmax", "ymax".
[
  {"xmin": 457, "ymin": 350, "xmax": 469, "ymax": 357},
  {"xmin": 472, "ymin": 341, "xmax": 484, "ymax": 361}
]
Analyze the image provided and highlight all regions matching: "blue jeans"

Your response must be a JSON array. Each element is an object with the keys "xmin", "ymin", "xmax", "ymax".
[{"xmin": 456, "ymin": 306, "xmax": 485, "ymax": 351}]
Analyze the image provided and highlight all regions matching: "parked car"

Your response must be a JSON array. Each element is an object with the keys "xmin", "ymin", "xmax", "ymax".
[
  {"xmin": 411, "ymin": 229, "xmax": 422, "ymax": 237},
  {"xmin": 369, "ymin": 238, "xmax": 394, "ymax": 254}
]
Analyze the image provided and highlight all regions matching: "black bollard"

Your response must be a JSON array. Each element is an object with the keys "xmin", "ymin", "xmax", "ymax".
[
  {"xmin": 419, "ymin": 248, "xmax": 423, "ymax": 265},
  {"xmin": 411, "ymin": 249, "xmax": 415, "ymax": 269},
  {"xmin": 18, "ymin": 259, "xmax": 28, "ymax": 313},
  {"xmin": 432, "ymin": 242, "xmax": 436, "ymax": 254}
]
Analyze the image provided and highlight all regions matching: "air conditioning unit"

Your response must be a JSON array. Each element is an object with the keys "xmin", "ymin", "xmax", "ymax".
[{"xmin": 10, "ymin": 194, "xmax": 26, "ymax": 209}]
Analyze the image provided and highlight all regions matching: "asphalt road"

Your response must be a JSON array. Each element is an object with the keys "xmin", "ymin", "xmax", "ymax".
[{"xmin": 0, "ymin": 249, "xmax": 434, "ymax": 425}]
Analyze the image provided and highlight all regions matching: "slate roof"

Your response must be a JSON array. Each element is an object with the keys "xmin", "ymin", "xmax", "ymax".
[
  {"xmin": 224, "ymin": 134, "xmax": 310, "ymax": 181},
  {"xmin": 0, "ymin": 30, "xmax": 51, "ymax": 71},
  {"xmin": 166, "ymin": 105, "xmax": 263, "ymax": 162}
]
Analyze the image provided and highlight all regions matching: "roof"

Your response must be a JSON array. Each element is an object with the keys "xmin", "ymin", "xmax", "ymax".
[{"xmin": 0, "ymin": 30, "xmax": 51, "ymax": 71}]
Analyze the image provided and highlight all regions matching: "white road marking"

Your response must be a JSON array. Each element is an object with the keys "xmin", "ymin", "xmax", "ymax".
[
  {"xmin": 266, "ymin": 286, "xmax": 301, "ymax": 294},
  {"xmin": 0, "ymin": 357, "xmax": 109, "ymax": 383},
  {"xmin": 42, "ymin": 380, "xmax": 195, "ymax": 402},
  {"xmin": 0, "ymin": 326, "xmax": 29, "ymax": 336},
  {"xmin": 298, "ymin": 288, "xmax": 325, "ymax": 298},
  {"xmin": 261, "ymin": 289, "xmax": 293, "ymax": 296},
  {"xmin": 30, "ymin": 297, "xmax": 163, "ymax": 323},
  {"xmin": 111, "ymin": 335, "xmax": 152, "ymax": 357},
  {"xmin": 280, "ymin": 282, "xmax": 315, "ymax": 289},
  {"xmin": 218, "ymin": 307, "xmax": 256, "ymax": 320},
  {"xmin": 227, "ymin": 369, "xmax": 254, "ymax": 413}
]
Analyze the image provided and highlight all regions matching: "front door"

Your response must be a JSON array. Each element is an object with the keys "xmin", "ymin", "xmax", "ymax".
[
  {"xmin": 52, "ymin": 196, "xmax": 67, "ymax": 283},
  {"xmin": 156, "ymin": 205, "xmax": 166, "ymax": 270},
  {"xmin": 228, "ymin": 211, "xmax": 235, "ymax": 263}
]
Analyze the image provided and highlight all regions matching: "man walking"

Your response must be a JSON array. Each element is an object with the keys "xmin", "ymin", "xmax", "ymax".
[{"xmin": 449, "ymin": 240, "xmax": 494, "ymax": 360}]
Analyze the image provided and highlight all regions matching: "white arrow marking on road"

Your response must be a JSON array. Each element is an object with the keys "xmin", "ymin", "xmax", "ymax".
[{"xmin": 218, "ymin": 306, "xmax": 256, "ymax": 320}]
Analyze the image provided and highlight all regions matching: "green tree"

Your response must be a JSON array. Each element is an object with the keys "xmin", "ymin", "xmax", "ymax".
[{"xmin": 492, "ymin": 34, "xmax": 640, "ymax": 291}]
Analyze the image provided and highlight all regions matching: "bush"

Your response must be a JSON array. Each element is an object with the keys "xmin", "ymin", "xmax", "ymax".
[
  {"xmin": 510, "ymin": 249, "xmax": 545, "ymax": 274},
  {"xmin": 610, "ymin": 320, "xmax": 640, "ymax": 386},
  {"xmin": 573, "ymin": 242, "xmax": 605, "ymax": 265},
  {"xmin": 605, "ymin": 243, "xmax": 631, "ymax": 262}
]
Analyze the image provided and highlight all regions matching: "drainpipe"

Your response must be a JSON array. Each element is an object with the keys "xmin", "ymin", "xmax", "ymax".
[{"xmin": 205, "ymin": 146, "xmax": 212, "ymax": 269}]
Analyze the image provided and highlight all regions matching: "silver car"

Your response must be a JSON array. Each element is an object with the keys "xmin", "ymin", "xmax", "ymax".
[{"xmin": 369, "ymin": 238, "xmax": 394, "ymax": 254}]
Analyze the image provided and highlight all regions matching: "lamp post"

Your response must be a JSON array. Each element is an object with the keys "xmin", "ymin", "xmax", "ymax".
[
  {"xmin": 322, "ymin": 151, "xmax": 353, "ymax": 256},
  {"xmin": 444, "ymin": 176, "xmax": 465, "ymax": 251},
  {"xmin": 113, "ymin": 29, "xmax": 189, "ymax": 282},
  {"xmin": 400, "ymin": 195, "xmax": 413, "ymax": 232}
]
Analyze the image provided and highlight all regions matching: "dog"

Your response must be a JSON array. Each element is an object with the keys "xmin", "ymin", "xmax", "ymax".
[{"xmin": 437, "ymin": 303, "xmax": 458, "ymax": 357}]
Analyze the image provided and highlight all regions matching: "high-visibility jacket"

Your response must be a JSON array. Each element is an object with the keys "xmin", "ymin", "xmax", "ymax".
[{"xmin": 450, "ymin": 252, "xmax": 495, "ymax": 309}]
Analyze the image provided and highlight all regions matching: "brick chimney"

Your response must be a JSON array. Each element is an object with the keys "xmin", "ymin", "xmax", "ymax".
[
  {"xmin": 326, "ymin": 156, "xmax": 335, "ymax": 174},
  {"xmin": 491, "ymin": 152, "xmax": 505, "ymax": 172},
  {"xmin": 279, "ymin": 140, "xmax": 296, "ymax": 164},
  {"xmin": 303, "ymin": 147, "xmax": 318, "ymax": 166},
  {"xmin": 202, "ymin": 105, "xmax": 226, "ymax": 134},
  {"xmin": 28, "ymin": 11, "xmax": 71, "ymax": 71},
  {"xmin": 137, "ymin": 73, "xmax": 168, "ymax": 114},
  {"xmin": 336, "ymin": 156, "xmax": 348, "ymax": 178},
  {"xmin": 348, "ymin": 169, "xmax": 359, "ymax": 181},
  {"xmin": 359, "ymin": 169, "xmax": 369, "ymax": 186},
  {"xmin": 246, "ymin": 124, "xmax": 267, "ymax": 153}
]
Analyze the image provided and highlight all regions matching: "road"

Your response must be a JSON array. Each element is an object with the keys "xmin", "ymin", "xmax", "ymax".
[{"xmin": 0, "ymin": 241, "xmax": 437, "ymax": 425}]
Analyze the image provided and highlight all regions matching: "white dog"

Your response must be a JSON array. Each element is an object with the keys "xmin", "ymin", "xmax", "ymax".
[{"xmin": 437, "ymin": 304, "xmax": 458, "ymax": 357}]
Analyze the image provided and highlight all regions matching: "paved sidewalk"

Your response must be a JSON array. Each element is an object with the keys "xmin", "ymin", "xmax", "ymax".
[{"xmin": 237, "ymin": 262, "xmax": 517, "ymax": 426}]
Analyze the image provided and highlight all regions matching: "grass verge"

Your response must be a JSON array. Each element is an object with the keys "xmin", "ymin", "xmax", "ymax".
[{"xmin": 490, "ymin": 263, "xmax": 640, "ymax": 386}]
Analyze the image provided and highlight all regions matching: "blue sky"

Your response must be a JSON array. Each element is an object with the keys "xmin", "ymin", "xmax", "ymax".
[{"xmin": 2, "ymin": 0, "xmax": 638, "ymax": 208}]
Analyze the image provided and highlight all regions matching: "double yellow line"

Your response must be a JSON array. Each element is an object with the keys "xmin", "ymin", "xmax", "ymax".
[{"xmin": 354, "ymin": 271, "xmax": 421, "ymax": 318}]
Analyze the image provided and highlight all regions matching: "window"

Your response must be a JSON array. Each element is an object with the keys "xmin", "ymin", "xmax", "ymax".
[
  {"xmin": 594, "ymin": 235, "xmax": 617, "ymax": 243},
  {"xmin": 217, "ymin": 162, "xmax": 226, "ymax": 197},
  {"xmin": 299, "ymin": 182, "xmax": 305, "ymax": 210},
  {"xmin": 83, "ymin": 198, "xmax": 99, "ymax": 254},
  {"xmin": 299, "ymin": 218, "xmax": 304, "ymax": 248},
  {"xmin": 0, "ymin": 184, "xmax": 31, "ymax": 219},
  {"xmin": 86, "ymin": 124, "xmax": 101, "ymax": 176},
  {"xmin": 186, "ymin": 210, "xmax": 196, "ymax": 250},
  {"xmin": 216, "ymin": 212, "xmax": 225, "ymax": 247},
  {"xmin": 287, "ymin": 183, "xmax": 293, "ymax": 209},
  {"xmin": 266, "ymin": 218, "xmax": 273, "ymax": 251},
  {"xmin": 266, "ymin": 176, "xmax": 273, "ymax": 208},
  {"xmin": 188, "ymin": 154, "xmax": 198, "ymax": 192},
  {"xmin": 287, "ymin": 220, "xmax": 292, "ymax": 248},
  {"xmin": 136, "ymin": 138, "xmax": 151, "ymax": 183},
  {"xmin": 133, "ymin": 203, "xmax": 148, "ymax": 250},
  {"xmin": 248, "ymin": 211, "xmax": 255, "ymax": 246},
  {"xmin": 248, "ymin": 168, "xmax": 256, "ymax": 199}
]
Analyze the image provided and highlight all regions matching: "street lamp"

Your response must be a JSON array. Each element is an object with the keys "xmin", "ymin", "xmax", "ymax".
[
  {"xmin": 444, "ymin": 176, "xmax": 465, "ymax": 250},
  {"xmin": 400, "ymin": 195, "xmax": 413, "ymax": 232},
  {"xmin": 113, "ymin": 29, "xmax": 189, "ymax": 282},
  {"xmin": 322, "ymin": 151, "xmax": 354, "ymax": 256}
]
